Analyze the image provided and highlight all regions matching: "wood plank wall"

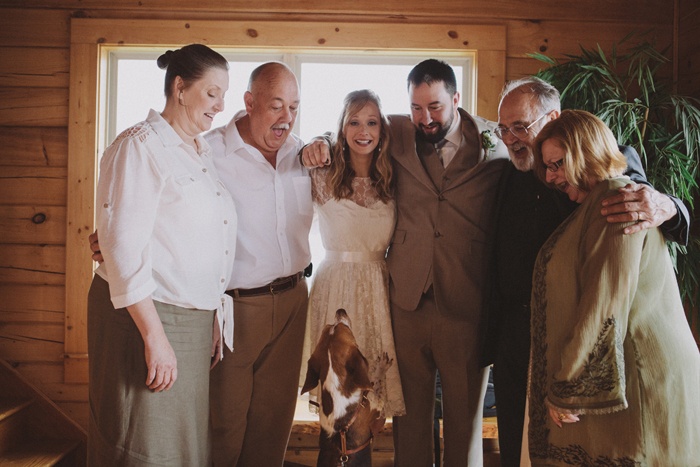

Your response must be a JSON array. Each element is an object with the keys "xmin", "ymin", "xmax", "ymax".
[
  {"xmin": 0, "ymin": 0, "xmax": 692, "ymax": 430},
  {"xmin": 678, "ymin": 2, "xmax": 700, "ymax": 98}
]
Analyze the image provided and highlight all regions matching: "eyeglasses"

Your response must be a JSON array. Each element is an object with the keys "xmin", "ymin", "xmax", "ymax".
[
  {"xmin": 494, "ymin": 112, "xmax": 550, "ymax": 140},
  {"xmin": 544, "ymin": 158, "xmax": 564, "ymax": 173}
]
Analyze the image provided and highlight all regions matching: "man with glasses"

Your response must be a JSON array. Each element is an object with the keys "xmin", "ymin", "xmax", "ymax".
[{"xmin": 483, "ymin": 76, "xmax": 690, "ymax": 466}]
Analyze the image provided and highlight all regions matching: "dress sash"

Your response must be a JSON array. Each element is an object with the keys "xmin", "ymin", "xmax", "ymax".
[{"xmin": 324, "ymin": 250, "xmax": 385, "ymax": 262}]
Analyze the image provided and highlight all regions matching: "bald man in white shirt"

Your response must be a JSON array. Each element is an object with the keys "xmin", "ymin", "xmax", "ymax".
[{"xmin": 206, "ymin": 62, "xmax": 313, "ymax": 467}]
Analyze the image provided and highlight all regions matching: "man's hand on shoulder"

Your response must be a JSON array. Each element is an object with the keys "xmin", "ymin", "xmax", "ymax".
[
  {"xmin": 600, "ymin": 183, "xmax": 678, "ymax": 235},
  {"xmin": 300, "ymin": 138, "xmax": 331, "ymax": 168}
]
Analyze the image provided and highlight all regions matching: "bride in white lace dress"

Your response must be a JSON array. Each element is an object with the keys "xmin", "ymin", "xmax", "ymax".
[{"xmin": 303, "ymin": 90, "xmax": 406, "ymax": 418}]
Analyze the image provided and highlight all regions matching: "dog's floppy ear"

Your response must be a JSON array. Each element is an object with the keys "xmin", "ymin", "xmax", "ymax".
[
  {"xmin": 302, "ymin": 328, "xmax": 331, "ymax": 394},
  {"xmin": 301, "ymin": 355, "xmax": 321, "ymax": 394},
  {"xmin": 346, "ymin": 347, "xmax": 372, "ymax": 391}
]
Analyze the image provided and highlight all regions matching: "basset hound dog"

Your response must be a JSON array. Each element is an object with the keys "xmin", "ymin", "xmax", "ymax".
[{"xmin": 301, "ymin": 309, "xmax": 387, "ymax": 467}]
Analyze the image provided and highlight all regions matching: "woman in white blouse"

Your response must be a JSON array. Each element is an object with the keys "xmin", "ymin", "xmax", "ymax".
[{"xmin": 87, "ymin": 44, "xmax": 237, "ymax": 466}]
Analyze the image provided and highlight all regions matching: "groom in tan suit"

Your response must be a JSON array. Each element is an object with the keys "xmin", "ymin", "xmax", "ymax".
[
  {"xmin": 302, "ymin": 59, "xmax": 508, "ymax": 465},
  {"xmin": 387, "ymin": 59, "xmax": 507, "ymax": 466}
]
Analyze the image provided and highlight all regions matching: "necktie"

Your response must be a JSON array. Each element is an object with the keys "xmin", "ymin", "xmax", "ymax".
[{"xmin": 435, "ymin": 140, "xmax": 448, "ymax": 167}]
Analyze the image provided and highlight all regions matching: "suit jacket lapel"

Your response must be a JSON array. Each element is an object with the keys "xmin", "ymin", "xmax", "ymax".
[
  {"xmin": 443, "ymin": 109, "xmax": 486, "ymax": 190},
  {"xmin": 391, "ymin": 121, "xmax": 439, "ymax": 194},
  {"xmin": 416, "ymin": 137, "xmax": 447, "ymax": 189}
]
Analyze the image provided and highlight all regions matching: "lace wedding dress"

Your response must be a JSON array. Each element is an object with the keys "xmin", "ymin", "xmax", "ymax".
[{"xmin": 303, "ymin": 167, "xmax": 406, "ymax": 417}]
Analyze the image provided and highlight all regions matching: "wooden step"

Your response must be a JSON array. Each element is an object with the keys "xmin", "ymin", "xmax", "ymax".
[
  {"xmin": 0, "ymin": 438, "xmax": 81, "ymax": 467},
  {"xmin": 286, "ymin": 418, "xmax": 500, "ymax": 466},
  {"xmin": 0, "ymin": 360, "xmax": 87, "ymax": 466},
  {"xmin": 0, "ymin": 398, "xmax": 33, "ymax": 423}
]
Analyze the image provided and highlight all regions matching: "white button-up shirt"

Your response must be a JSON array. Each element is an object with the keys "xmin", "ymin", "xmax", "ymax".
[
  {"xmin": 95, "ymin": 110, "xmax": 237, "ymax": 321},
  {"xmin": 206, "ymin": 110, "xmax": 313, "ymax": 290}
]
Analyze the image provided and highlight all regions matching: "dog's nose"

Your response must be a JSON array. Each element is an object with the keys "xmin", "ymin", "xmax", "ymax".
[
  {"xmin": 334, "ymin": 308, "xmax": 353, "ymax": 328},
  {"xmin": 335, "ymin": 308, "xmax": 348, "ymax": 321}
]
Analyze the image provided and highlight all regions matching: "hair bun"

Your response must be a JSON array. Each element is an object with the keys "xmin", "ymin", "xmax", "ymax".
[{"xmin": 157, "ymin": 50, "xmax": 175, "ymax": 70}]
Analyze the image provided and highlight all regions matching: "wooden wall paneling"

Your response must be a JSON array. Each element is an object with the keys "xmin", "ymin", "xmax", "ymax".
[
  {"xmin": 55, "ymin": 401, "xmax": 89, "ymax": 429},
  {"xmin": 10, "ymin": 361, "xmax": 64, "ymax": 382},
  {"xmin": 64, "ymin": 358, "xmax": 88, "ymax": 384},
  {"xmin": 0, "ymin": 322, "xmax": 64, "ymax": 342},
  {"xmin": 0, "ymin": 127, "xmax": 68, "ymax": 167},
  {"xmin": 678, "ymin": 2, "xmax": 700, "ymax": 98},
  {"xmin": 0, "ymin": 47, "xmax": 70, "ymax": 88},
  {"xmin": 505, "ymin": 19, "xmax": 675, "ymax": 60},
  {"xmin": 678, "ymin": 45, "xmax": 700, "ymax": 98},
  {"xmin": 506, "ymin": 57, "xmax": 546, "ymax": 81},
  {"xmin": 0, "ymin": 284, "xmax": 65, "ymax": 324},
  {"xmin": 0, "ymin": 244, "xmax": 65, "ymax": 286},
  {"xmin": 38, "ymin": 383, "xmax": 89, "ymax": 409},
  {"xmin": 65, "ymin": 39, "xmax": 99, "ymax": 382},
  {"xmin": 475, "ymin": 50, "xmax": 505, "ymax": 120},
  {"xmin": 0, "ymin": 206, "xmax": 67, "ymax": 244},
  {"xmin": 0, "ymin": 0, "xmax": 672, "ymax": 24},
  {"xmin": 0, "ymin": 8, "xmax": 71, "ymax": 48},
  {"xmin": 0, "ymin": 323, "xmax": 64, "ymax": 362},
  {"xmin": 0, "ymin": 87, "xmax": 69, "ymax": 127},
  {"xmin": 0, "ymin": 284, "xmax": 65, "ymax": 310},
  {"xmin": 0, "ymin": 167, "xmax": 67, "ymax": 206},
  {"xmin": 70, "ymin": 19, "xmax": 505, "ymax": 52}
]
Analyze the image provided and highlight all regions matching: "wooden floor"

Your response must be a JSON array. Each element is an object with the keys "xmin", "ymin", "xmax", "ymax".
[{"xmin": 284, "ymin": 418, "xmax": 500, "ymax": 467}]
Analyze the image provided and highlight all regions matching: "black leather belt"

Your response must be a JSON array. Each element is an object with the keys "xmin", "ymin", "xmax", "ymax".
[{"xmin": 226, "ymin": 271, "xmax": 304, "ymax": 299}]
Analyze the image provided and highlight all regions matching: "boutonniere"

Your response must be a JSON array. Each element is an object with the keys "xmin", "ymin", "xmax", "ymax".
[{"xmin": 481, "ymin": 130, "xmax": 497, "ymax": 160}]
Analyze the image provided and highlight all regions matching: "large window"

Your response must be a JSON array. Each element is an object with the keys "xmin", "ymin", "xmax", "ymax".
[
  {"xmin": 105, "ymin": 49, "xmax": 471, "ymax": 145},
  {"xmin": 66, "ymin": 18, "xmax": 506, "ymax": 383}
]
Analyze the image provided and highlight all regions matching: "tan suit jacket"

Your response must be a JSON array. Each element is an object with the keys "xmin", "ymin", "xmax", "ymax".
[{"xmin": 386, "ymin": 108, "xmax": 508, "ymax": 322}]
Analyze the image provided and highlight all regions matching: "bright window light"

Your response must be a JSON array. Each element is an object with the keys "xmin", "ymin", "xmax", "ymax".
[
  {"xmin": 107, "ymin": 50, "xmax": 470, "ymax": 145},
  {"xmin": 109, "ymin": 53, "xmax": 274, "ymax": 142},
  {"xmin": 105, "ymin": 49, "xmax": 473, "ymax": 283},
  {"xmin": 297, "ymin": 59, "xmax": 465, "ymax": 142}
]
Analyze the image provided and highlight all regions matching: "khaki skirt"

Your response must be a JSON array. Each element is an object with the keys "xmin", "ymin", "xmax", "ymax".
[{"xmin": 87, "ymin": 275, "xmax": 214, "ymax": 467}]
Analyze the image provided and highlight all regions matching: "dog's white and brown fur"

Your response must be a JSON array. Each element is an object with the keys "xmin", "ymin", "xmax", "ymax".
[{"xmin": 301, "ymin": 309, "xmax": 387, "ymax": 467}]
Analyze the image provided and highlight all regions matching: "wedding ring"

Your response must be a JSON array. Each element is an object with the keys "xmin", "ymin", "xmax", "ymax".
[{"xmin": 558, "ymin": 413, "xmax": 566, "ymax": 421}]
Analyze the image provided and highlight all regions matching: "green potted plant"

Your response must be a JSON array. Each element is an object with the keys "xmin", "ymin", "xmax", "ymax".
[{"xmin": 530, "ymin": 35, "xmax": 700, "ymax": 327}]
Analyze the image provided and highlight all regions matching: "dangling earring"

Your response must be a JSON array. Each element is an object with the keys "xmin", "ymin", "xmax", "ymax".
[{"xmin": 374, "ymin": 139, "xmax": 382, "ymax": 158}]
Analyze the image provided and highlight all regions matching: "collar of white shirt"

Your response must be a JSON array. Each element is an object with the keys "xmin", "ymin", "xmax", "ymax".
[
  {"xmin": 435, "ymin": 112, "xmax": 463, "ymax": 167},
  {"xmin": 442, "ymin": 111, "xmax": 463, "ymax": 149},
  {"xmin": 146, "ymin": 108, "xmax": 212, "ymax": 156}
]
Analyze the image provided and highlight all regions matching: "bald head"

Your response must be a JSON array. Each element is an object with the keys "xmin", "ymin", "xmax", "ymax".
[
  {"xmin": 248, "ymin": 62, "xmax": 297, "ymax": 94},
  {"xmin": 240, "ymin": 61, "xmax": 300, "ymax": 161}
]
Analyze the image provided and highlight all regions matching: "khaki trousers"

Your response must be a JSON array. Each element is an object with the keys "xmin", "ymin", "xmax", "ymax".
[
  {"xmin": 210, "ymin": 280, "xmax": 308, "ymax": 467},
  {"xmin": 391, "ymin": 289, "xmax": 489, "ymax": 467}
]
